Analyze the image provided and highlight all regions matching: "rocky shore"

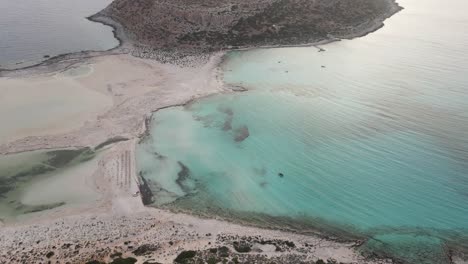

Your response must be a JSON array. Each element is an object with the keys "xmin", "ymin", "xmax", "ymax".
[
  {"xmin": 97, "ymin": 0, "xmax": 402, "ymax": 53},
  {"xmin": 0, "ymin": 209, "xmax": 395, "ymax": 264}
]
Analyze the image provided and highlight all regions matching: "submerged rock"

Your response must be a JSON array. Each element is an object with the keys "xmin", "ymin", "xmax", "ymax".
[
  {"xmin": 234, "ymin": 125, "xmax": 250, "ymax": 142},
  {"xmin": 138, "ymin": 172, "xmax": 154, "ymax": 205}
]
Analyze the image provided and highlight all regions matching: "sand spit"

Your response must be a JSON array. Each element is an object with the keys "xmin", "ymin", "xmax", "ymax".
[
  {"xmin": 0, "ymin": 52, "xmax": 224, "ymax": 155},
  {"xmin": 0, "ymin": 206, "xmax": 393, "ymax": 264},
  {"xmin": 0, "ymin": 2, "xmax": 414, "ymax": 263},
  {"xmin": 0, "ymin": 138, "xmax": 393, "ymax": 264}
]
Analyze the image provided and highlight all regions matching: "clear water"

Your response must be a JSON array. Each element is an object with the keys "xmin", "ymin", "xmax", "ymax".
[
  {"xmin": 0, "ymin": 148, "xmax": 100, "ymax": 222},
  {"xmin": 0, "ymin": 0, "xmax": 118, "ymax": 69},
  {"xmin": 137, "ymin": 0, "xmax": 468, "ymax": 262}
]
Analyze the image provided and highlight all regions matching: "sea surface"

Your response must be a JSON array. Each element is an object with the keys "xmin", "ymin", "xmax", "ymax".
[
  {"xmin": 137, "ymin": 0, "xmax": 468, "ymax": 262},
  {"xmin": 0, "ymin": 0, "xmax": 117, "ymax": 69}
]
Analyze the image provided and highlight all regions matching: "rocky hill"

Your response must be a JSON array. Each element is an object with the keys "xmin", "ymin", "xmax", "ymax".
[{"xmin": 95, "ymin": 0, "xmax": 401, "ymax": 51}]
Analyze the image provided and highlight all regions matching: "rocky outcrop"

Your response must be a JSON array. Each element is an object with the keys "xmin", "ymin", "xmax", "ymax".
[{"xmin": 96, "ymin": 0, "xmax": 401, "ymax": 51}]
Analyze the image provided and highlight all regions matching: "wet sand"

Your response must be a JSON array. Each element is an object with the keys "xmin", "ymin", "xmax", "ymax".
[
  {"xmin": 0, "ymin": 51, "xmax": 400, "ymax": 263},
  {"xmin": 0, "ymin": 4, "xmax": 447, "ymax": 263},
  {"xmin": 0, "ymin": 52, "xmax": 224, "ymax": 155}
]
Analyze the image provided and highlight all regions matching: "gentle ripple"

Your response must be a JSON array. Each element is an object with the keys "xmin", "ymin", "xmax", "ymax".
[
  {"xmin": 0, "ymin": 0, "xmax": 118, "ymax": 69},
  {"xmin": 137, "ymin": 0, "xmax": 468, "ymax": 262}
]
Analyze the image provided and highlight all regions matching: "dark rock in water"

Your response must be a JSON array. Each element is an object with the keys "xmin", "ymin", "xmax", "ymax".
[
  {"xmin": 218, "ymin": 106, "xmax": 234, "ymax": 116},
  {"xmin": 132, "ymin": 244, "xmax": 160, "ymax": 256},
  {"xmin": 138, "ymin": 172, "xmax": 154, "ymax": 205},
  {"xmin": 43, "ymin": 55, "xmax": 50, "ymax": 58},
  {"xmin": 234, "ymin": 125, "xmax": 250, "ymax": 142},
  {"xmin": 229, "ymin": 85, "xmax": 248, "ymax": 92},
  {"xmin": 233, "ymin": 241, "xmax": 252, "ymax": 253},
  {"xmin": 278, "ymin": 173, "xmax": 284, "ymax": 177},
  {"xmin": 153, "ymin": 152, "xmax": 167, "ymax": 160},
  {"xmin": 176, "ymin": 161, "xmax": 191, "ymax": 192},
  {"xmin": 222, "ymin": 116, "xmax": 233, "ymax": 131},
  {"xmin": 174, "ymin": 250, "xmax": 197, "ymax": 263}
]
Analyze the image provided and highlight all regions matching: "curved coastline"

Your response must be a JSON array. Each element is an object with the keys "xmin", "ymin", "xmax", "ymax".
[
  {"xmin": 1, "ymin": 0, "xmax": 454, "ymax": 263},
  {"xmin": 0, "ymin": 12, "xmax": 125, "ymax": 73}
]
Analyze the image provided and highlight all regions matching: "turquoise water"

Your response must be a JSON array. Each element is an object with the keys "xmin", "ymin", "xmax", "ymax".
[{"xmin": 137, "ymin": 0, "xmax": 468, "ymax": 262}]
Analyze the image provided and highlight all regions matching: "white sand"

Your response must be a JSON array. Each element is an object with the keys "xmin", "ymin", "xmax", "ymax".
[
  {"xmin": 0, "ymin": 52, "xmax": 224, "ymax": 154},
  {"xmin": 0, "ymin": 74, "xmax": 112, "ymax": 145},
  {"xmin": 0, "ymin": 52, "xmax": 401, "ymax": 263},
  {"xmin": 20, "ymin": 152, "xmax": 103, "ymax": 206},
  {"xmin": 0, "ymin": 138, "xmax": 390, "ymax": 263}
]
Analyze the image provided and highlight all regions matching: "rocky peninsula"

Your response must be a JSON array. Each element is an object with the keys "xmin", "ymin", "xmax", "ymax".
[{"xmin": 95, "ymin": 0, "xmax": 401, "ymax": 52}]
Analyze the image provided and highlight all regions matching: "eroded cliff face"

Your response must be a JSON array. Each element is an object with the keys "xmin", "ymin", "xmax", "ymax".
[{"xmin": 98, "ymin": 0, "xmax": 401, "ymax": 50}]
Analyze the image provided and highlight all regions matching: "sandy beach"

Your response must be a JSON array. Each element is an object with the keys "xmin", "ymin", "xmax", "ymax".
[
  {"xmin": 0, "ymin": 48, "xmax": 398, "ymax": 264},
  {"xmin": 0, "ymin": 1, "xmax": 441, "ymax": 262},
  {"xmin": 0, "ymin": 51, "xmax": 224, "ymax": 155}
]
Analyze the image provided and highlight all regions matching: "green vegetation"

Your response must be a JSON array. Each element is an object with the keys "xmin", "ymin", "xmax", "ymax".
[
  {"xmin": 110, "ymin": 257, "xmax": 138, "ymax": 264},
  {"xmin": 174, "ymin": 250, "xmax": 197, "ymax": 263}
]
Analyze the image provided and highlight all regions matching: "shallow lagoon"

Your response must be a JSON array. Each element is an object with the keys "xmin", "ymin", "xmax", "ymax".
[
  {"xmin": 0, "ymin": 148, "xmax": 101, "ymax": 221},
  {"xmin": 138, "ymin": 0, "xmax": 468, "ymax": 262}
]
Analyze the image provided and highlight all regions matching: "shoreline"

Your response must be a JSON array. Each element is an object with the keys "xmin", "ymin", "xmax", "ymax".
[
  {"xmin": 0, "ymin": 0, "xmax": 402, "ymax": 73},
  {"xmin": 0, "ymin": 13, "xmax": 126, "ymax": 73},
  {"xmin": 0, "ymin": 1, "xmax": 439, "ymax": 263}
]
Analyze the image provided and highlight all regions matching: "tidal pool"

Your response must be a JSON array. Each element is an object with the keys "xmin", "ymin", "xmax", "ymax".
[
  {"xmin": 137, "ymin": 0, "xmax": 468, "ymax": 262},
  {"xmin": 0, "ymin": 148, "xmax": 101, "ymax": 222}
]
